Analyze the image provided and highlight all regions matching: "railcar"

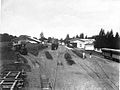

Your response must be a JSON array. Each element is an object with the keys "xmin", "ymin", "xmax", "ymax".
[
  {"xmin": 101, "ymin": 48, "xmax": 120, "ymax": 62},
  {"xmin": 51, "ymin": 38, "xmax": 59, "ymax": 50}
]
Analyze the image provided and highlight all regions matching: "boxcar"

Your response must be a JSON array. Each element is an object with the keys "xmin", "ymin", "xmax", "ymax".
[{"xmin": 101, "ymin": 48, "xmax": 120, "ymax": 62}]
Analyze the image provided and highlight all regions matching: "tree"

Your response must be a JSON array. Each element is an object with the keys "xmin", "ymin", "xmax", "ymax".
[
  {"xmin": 109, "ymin": 29, "xmax": 114, "ymax": 38},
  {"xmin": 79, "ymin": 33, "xmax": 84, "ymax": 39},
  {"xmin": 99, "ymin": 28, "xmax": 105, "ymax": 36},
  {"xmin": 64, "ymin": 34, "xmax": 70, "ymax": 44},
  {"xmin": 76, "ymin": 35, "xmax": 79, "ymax": 38},
  {"xmin": 48, "ymin": 37, "xmax": 52, "ymax": 43},
  {"xmin": 72, "ymin": 36, "xmax": 75, "ymax": 39},
  {"xmin": 60, "ymin": 38, "xmax": 64, "ymax": 43},
  {"xmin": 0, "ymin": 33, "xmax": 16, "ymax": 42},
  {"xmin": 115, "ymin": 32, "xmax": 119, "ymax": 39},
  {"xmin": 85, "ymin": 35, "xmax": 87, "ymax": 39},
  {"xmin": 65, "ymin": 34, "xmax": 70, "ymax": 40},
  {"xmin": 40, "ymin": 32, "xmax": 44, "ymax": 38},
  {"xmin": 114, "ymin": 32, "xmax": 120, "ymax": 49},
  {"xmin": 93, "ymin": 29, "xmax": 120, "ymax": 49},
  {"xmin": 39, "ymin": 32, "xmax": 47, "ymax": 42},
  {"xmin": 106, "ymin": 31, "xmax": 110, "ymax": 38},
  {"xmin": 94, "ymin": 29, "xmax": 107, "ymax": 48}
]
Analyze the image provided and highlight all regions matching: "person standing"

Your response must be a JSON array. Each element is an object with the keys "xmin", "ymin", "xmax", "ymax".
[
  {"xmin": 83, "ymin": 52, "xmax": 85, "ymax": 59},
  {"xmin": 90, "ymin": 52, "xmax": 92, "ymax": 58}
]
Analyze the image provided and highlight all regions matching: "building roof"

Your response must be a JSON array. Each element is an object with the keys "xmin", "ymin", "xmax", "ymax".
[
  {"xmin": 69, "ymin": 38, "xmax": 95, "ymax": 43},
  {"xmin": 12, "ymin": 35, "xmax": 41, "ymax": 43},
  {"xmin": 69, "ymin": 38, "xmax": 85, "ymax": 42},
  {"xmin": 85, "ymin": 43, "xmax": 94, "ymax": 45}
]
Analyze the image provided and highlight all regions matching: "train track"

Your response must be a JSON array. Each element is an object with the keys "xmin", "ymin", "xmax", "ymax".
[
  {"xmin": 49, "ymin": 49, "xmax": 66, "ymax": 90},
  {"xmin": 23, "ymin": 52, "xmax": 56, "ymax": 90},
  {"xmin": 69, "ymin": 50, "xmax": 119, "ymax": 90},
  {"xmin": 88, "ymin": 57, "xmax": 119, "ymax": 90},
  {"xmin": 0, "ymin": 71, "xmax": 25, "ymax": 90}
]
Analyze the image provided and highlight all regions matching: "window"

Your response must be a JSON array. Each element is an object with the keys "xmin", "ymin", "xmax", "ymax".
[{"xmin": 80, "ymin": 44, "xmax": 82, "ymax": 47}]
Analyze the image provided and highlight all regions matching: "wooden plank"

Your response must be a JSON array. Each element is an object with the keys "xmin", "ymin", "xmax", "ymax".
[
  {"xmin": 0, "ymin": 80, "xmax": 4, "ymax": 85},
  {"xmin": 0, "ymin": 71, "xmax": 11, "ymax": 85},
  {"xmin": 3, "ymin": 71, "xmax": 11, "ymax": 79},
  {"xmin": 15, "ymin": 72, "xmax": 21, "ymax": 79},
  {"xmin": 10, "ymin": 80, "xmax": 17, "ymax": 90}
]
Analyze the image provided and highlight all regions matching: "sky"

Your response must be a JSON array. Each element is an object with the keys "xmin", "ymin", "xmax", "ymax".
[{"xmin": 1, "ymin": 0, "xmax": 120, "ymax": 39}]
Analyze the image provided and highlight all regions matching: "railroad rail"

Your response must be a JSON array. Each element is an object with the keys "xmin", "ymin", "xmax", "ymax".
[{"xmin": 0, "ymin": 70, "xmax": 25, "ymax": 90}]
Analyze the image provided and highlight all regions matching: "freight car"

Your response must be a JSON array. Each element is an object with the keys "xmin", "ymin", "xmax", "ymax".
[
  {"xmin": 51, "ymin": 38, "xmax": 59, "ymax": 50},
  {"xmin": 101, "ymin": 48, "xmax": 120, "ymax": 62}
]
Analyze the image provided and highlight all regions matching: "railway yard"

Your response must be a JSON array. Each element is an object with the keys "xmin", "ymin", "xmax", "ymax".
[{"xmin": 0, "ymin": 44, "xmax": 119, "ymax": 90}]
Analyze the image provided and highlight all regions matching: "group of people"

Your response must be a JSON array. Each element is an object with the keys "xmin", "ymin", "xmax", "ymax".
[{"xmin": 82, "ymin": 51, "xmax": 92, "ymax": 59}]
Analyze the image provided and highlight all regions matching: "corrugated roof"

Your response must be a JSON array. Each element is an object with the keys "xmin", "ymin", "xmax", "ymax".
[{"xmin": 12, "ymin": 35, "xmax": 41, "ymax": 43}]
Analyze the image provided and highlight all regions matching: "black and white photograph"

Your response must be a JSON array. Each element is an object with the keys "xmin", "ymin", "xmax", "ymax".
[{"xmin": 0, "ymin": 0, "xmax": 120, "ymax": 90}]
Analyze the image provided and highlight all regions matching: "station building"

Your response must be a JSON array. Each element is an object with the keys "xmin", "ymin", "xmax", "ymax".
[{"xmin": 69, "ymin": 38, "xmax": 95, "ymax": 50}]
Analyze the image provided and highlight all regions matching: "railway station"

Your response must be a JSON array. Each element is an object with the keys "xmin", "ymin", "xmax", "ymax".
[{"xmin": 1, "ymin": 0, "xmax": 120, "ymax": 89}]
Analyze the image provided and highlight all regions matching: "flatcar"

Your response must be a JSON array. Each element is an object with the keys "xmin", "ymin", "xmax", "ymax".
[{"xmin": 101, "ymin": 48, "xmax": 120, "ymax": 62}]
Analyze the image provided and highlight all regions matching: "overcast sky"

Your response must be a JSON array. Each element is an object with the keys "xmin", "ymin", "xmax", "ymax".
[{"xmin": 1, "ymin": 0, "xmax": 120, "ymax": 39}]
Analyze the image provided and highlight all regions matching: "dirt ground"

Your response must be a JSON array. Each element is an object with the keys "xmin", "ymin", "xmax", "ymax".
[{"xmin": 22, "ymin": 45, "xmax": 119, "ymax": 90}]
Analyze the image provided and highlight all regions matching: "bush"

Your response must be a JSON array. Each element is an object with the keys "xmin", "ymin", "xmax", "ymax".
[
  {"xmin": 67, "ymin": 60, "xmax": 75, "ymax": 65},
  {"xmin": 64, "ymin": 52, "xmax": 72, "ymax": 60},
  {"xmin": 45, "ymin": 51, "xmax": 53, "ymax": 60},
  {"xmin": 64, "ymin": 52, "xmax": 75, "ymax": 65}
]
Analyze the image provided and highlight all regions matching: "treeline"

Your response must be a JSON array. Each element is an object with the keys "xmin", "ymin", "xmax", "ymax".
[
  {"xmin": 0, "ymin": 33, "xmax": 17, "ymax": 42},
  {"xmin": 63, "ymin": 29, "xmax": 120, "ymax": 49},
  {"xmin": 92, "ymin": 29, "xmax": 120, "ymax": 49},
  {"xmin": 1, "ymin": 29, "xmax": 120, "ymax": 49},
  {"xmin": 63, "ymin": 33, "xmax": 87, "ymax": 45}
]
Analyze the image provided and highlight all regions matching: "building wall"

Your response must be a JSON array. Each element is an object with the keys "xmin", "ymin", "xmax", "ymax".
[
  {"xmin": 71, "ymin": 40, "xmax": 85, "ymax": 48},
  {"xmin": 77, "ymin": 42, "xmax": 84, "ymax": 48},
  {"xmin": 85, "ymin": 44, "xmax": 94, "ymax": 50},
  {"xmin": 70, "ymin": 39, "xmax": 95, "ymax": 50}
]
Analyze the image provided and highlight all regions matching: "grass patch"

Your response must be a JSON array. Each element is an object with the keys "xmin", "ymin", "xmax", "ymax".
[
  {"xmin": 26, "ymin": 43, "xmax": 48, "ymax": 56},
  {"xmin": 64, "ymin": 52, "xmax": 75, "ymax": 65},
  {"xmin": 67, "ymin": 60, "xmax": 75, "ymax": 65},
  {"xmin": 45, "ymin": 51, "xmax": 53, "ymax": 60}
]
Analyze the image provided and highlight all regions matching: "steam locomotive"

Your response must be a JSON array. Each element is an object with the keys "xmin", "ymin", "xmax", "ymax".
[{"xmin": 13, "ymin": 44, "xmax": 28, "ymax": 55}]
